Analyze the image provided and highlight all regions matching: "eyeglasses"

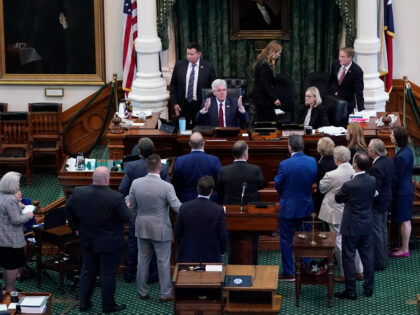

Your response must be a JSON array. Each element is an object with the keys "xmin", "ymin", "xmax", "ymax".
[{"xmin": 305, "ymin": 95, "xmax": 315, "ymax": 98}]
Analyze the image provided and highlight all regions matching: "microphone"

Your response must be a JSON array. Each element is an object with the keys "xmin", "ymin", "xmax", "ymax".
[
  {"xmin": 240, "ymin": 182, "xmax": 247, "ymax": 212},
  {"xmin": 247, "ymin": 128, "xmax": 253, "ymax": 141}
]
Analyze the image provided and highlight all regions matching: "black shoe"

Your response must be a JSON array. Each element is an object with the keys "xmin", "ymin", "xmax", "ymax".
[
  {"xmin": 79, "ymin": 301, "xmax": 93, "ymax": 312},
  {"xmin": 103, "ymin": 304, "xmax": 126, "ymax": 313},
  {"xmin": 364, "ymin": 290, "xmax": 373, "ymax": 297},
  {"xmin": 334, "ymin": 290, "xmax": 357, "ymax": 300}
]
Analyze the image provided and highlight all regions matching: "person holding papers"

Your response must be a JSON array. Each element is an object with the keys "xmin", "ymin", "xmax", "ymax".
[
  {"xmin": 0, "ymin": 172, "xmax": 33, "ymax": 292},
  {"xmin": 298, "ymin": 86, "xmax": 329, "ymax": 129}
]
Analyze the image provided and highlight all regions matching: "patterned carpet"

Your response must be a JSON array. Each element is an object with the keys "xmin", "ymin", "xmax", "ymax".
[
  {"xmin": 10, "ymin": 144, "xmax": 420, "ymax": 314},
  {"xmin": 13, "ymin": 243, "xmax": 420, "ymax": 314}
]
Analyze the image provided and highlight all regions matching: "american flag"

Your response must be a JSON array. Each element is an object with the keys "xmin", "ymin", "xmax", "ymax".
[{"xmin": 122, "ymin": 0, "xmax": 138, "ymax": 97}]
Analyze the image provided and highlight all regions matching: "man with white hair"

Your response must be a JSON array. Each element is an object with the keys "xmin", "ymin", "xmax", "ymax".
[
  {"xmin": 195, "ymin": 79, "xmax": 249, "ymax": 127},
  {"xmin": 66, "ymin": 167, "xmax": 132, "ymax": 313},
  {"xmin": 367, "ymin": 139, "xmax": 394, "ymax": 270}
]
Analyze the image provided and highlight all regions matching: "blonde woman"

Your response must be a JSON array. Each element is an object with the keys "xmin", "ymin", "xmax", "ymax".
[
  {"xmin": 346, "ymin": 122, "xmax": 367, "ymax": 160},
  {"xmin": 298, "ymin": 86, "xmax": 329, "ymax": 129},
  {"xmin": 252, "ymin": 40, "xmax": 283, "ymax": 121}
]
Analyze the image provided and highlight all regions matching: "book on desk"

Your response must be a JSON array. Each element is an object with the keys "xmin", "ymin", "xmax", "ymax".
[{"xmin": 16, "ymin": 296, "xmax": 48, "ymax": 314}]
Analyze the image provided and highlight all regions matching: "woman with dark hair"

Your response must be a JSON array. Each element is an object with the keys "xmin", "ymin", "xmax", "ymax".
[
  {"xmin": 298, "ymin": 86, "xmax": 329, "ymax": 129},
  {"xmin": 252, "ymin": 40, "xmax": 287, "ymax": 121},
  {"xmin": 389, "ymin": 126, "xmax": 414, "ymax": 257},
  {"xmin": 346, "ymin": 123, "xmax": 367, "ymax": 160},
  {"xmin": 0, "ymin": 172, "xmax": 34, "ymax": 292}
]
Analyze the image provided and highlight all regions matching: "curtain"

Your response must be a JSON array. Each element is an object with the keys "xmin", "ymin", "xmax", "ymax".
[{"xmin": 173, "ymin": 0, "xmax": 341, "ymax": 114}]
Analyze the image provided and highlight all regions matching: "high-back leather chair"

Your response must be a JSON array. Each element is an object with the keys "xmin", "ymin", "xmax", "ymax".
[
  {"xmin": 302, "ymin": 72, "xmax": 329, "ymax": 100},
  {"xmin": 223, "ymin": 78, "xmax": 248, "ymax": 99},
  {"xmin": 0, "ymin": 112, "xmax": 33, "ymax": 184},
  {"xmin": 201, "ymin": 87, "xmax": 242, "ymax": 100},
  {"xmin": 28, "ymin": 103, "xmax": 63, "ymax": 172},
  {"xmin": 0, "ymin": 103, "xmax": 7, "ymax": 112},
  {"xmin": 323, "ymin": 95, "xmax": 348, "ymax": 127}
]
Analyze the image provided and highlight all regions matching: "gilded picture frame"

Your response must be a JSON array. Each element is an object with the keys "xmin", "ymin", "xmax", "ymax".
[
  {"xmin": 0, "ymin": 0, "xmax": 105, "ymax": 85},
  {"xmin": 230, "ymin": 0, "xmax": 290, "ymax": 40}
]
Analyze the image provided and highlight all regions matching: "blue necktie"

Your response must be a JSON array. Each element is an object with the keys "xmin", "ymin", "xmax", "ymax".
[{"xmin": 187, "ymin": 64, "xmax": 196, "ymax": 102}]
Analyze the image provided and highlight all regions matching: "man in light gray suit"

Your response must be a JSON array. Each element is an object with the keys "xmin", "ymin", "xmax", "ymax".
[
  {"xmin": 318, "ymin": 146, "xmax": 363, "ymax": 283},
  {"xmin": 128, "ymin": 154, "xmax": 181, "ymax": 302}
]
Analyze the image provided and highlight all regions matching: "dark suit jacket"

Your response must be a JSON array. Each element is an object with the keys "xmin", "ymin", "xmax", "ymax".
[
  {"xmin": 118, "ymin": 157, "xmax": 170, "ymax": 196},
  {"xmin": 369, "ymin": 156, "xmax": 394, "ymax": 213},
  {"xmin": 393, "ymin": 146, "xmax": 414, "ymax": 195},
  {"xmin": 274, "ymin": 152, "xmax": 317, "ymax": 219},
  {"xmin": 195, "ymin": 96, "xmax": 249, "ymax": 127},
  {"xmin": 173, "ymin": 151, "xmax": 222, "ymax": 202},
  {"xmin": 216, "ymin": 161, "xmax": 265, "ymax": 205},
  {"xmin": 327, "ymin": 60, "xmax": 364, "ymax": 114},
  {"xmin": 169, "ymin": 58, "xmax": 216, "ymax": 111},
  {"xmin": 298, "ymin": 104, "xmax": 329, "ymax": 129},
  {"xmin": 175, "ymin": 197, "xmax": 227, "ymax": 263},
  {"xmin": 252, "ymin": 61, "xmax": 278, "ymax": 121},
  {"xmin": 335, "ymin": 173, "xmax": 376, "ymax": 236},
  {"xmin": 65, "ymin": 185, "xmax": 131, "ymax": 253}
]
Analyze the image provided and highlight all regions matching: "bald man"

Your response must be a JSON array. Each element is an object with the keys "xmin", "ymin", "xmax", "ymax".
[
  {"xmin": 66, "ymin": 167, "xmax": 133, "ymax": 313},
  {"xmin": 173, "ymin": 132, "xmax": 222, "ymax": 202}
]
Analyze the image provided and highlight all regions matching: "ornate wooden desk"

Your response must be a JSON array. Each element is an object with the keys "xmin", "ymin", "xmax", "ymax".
[
  {"xmin": 292, "ymin": 231, "xmax": 337, "ymax": 307},
  {"xmin": 106, "ymin": 113, "xmax": 398, "ymax": 181}
]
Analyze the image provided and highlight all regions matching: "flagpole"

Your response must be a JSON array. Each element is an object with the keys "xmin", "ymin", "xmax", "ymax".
[{"xmin": 403, "ymin": 75, "xmax": 408, "ymax": 128}]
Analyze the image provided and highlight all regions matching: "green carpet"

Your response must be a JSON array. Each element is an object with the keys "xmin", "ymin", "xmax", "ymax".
[{"xmin": 10, "ymin": 242, "xmax": 420, "ymax": 314}]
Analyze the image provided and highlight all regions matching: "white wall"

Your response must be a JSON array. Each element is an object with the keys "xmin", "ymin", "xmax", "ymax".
[
  {"xmin": 0, "ymin": 0, "xmax": 124, "ymax": 111},
  {"xmin": 392, "ymin": 0, "xmax": 420, "ymax": 85}
]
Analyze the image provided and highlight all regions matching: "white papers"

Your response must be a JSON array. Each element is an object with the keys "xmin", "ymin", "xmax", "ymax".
[
  {"xmin": 0, "ymin": 305, "xmax": 7, "ymax": 311},
  {"xmin": 19, "ymin": 297, "xmax": 46, "ymax": 307},
  {"xmin": 8, "ymin": 303, "xmax": 17, "ymax": 309},
  {"xmin": 22, "ymin": 205, "xmax": 36, "ymax": 214},
  {"xmin": 132, "ymin": 123, "xmax": 145, "ymax": 127},
  {"xmin": 205, "ymin": 265, "xmax": 223, "ymax": 272},
  {"xmin": 180, "ymin": 130, "xmax": 192, "ymax": 135},
  {"xmin": 275, "ymin": 108, "xmax": 285, "ymax": 115},
  {"xmin": 317, "ymin": 126, "xmax": 347, "ymax": 136}
]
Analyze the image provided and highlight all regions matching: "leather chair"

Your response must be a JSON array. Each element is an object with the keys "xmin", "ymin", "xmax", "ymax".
[
  {"xmin": 302, "ymin": 72, "xmax": 329, "ymax": 100},
  {"xmin": 28, "ymin": 103, "xmax": 63, "ymax": 171},
  {"xmin": 323, "ymin": 95, "xmax": 348, "ymax": 127},
  {"xmin": 0, "ymin": 112, "xmax": 33, "ymax": 184},
  {"xmin": 223, "ymin": 78, "xmax": 248, "ymax": 99},
  {"xmin": 202, "ymin": 87, "xmax": 242, "ymax": 100},
  {"xmin": 0, "ymin": 103, "xmax": 7, "ymax": 112}
]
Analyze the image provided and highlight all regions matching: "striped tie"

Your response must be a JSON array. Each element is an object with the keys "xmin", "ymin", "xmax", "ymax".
[{"xmin": 187, "ymin": 64, "xmax": 196, "ymax": 102}]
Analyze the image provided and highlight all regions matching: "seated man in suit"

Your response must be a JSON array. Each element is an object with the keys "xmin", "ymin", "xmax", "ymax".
[
  {"xmin": 175, "ymin": 176, "xmax": 227, "ymax": 263},
  {"xmin": 195, "ymin": 79, "xmax": 249, "ymax": 127},
  {"xmin": 173, "ymin": 132, "xmax": 222, "ymax": 202}
]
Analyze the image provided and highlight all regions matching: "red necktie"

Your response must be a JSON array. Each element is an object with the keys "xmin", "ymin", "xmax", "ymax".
[
  {"xmin": 218, "ymin": 103, "xmax": 224, "ymax": 127},
  {"xmin": 338, "ymin": 67, "xmax": 347, "ymax": 85}
]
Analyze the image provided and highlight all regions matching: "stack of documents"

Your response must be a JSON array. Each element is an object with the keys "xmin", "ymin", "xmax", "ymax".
[{"xmin": 17, "ymin": 296, "xmax": 48, "ymax": 314}]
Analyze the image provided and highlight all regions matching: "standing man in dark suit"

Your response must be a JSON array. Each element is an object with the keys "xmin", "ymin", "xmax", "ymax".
[
  {"xmin": 173, "ymin": 132, "xmax": 222, "ymax": 202},
  {"xmin": 274, "ymin": 135, "xmax": 317, "ymax": 281},
  {"xmin": 175, "ymin": 176, "xmax": 228, "ymax": 263},
  {"xmin": 334, "ymin": 152, "xmax": 376, "ymax": 300},
  {"xmin": 118, "ymin": 137, "xmax": 169, "ymax": 284},
  {"xmin": 327, "ymin": 47, "xmax": 365, "ymax": 117},
  {"xmin": 367, "ymin": 139, "xmax": 394, "ymax": 270},
  {"xmin": 66, "ymin": 167, "xmax": 132, "ymax": 313},
  {"xmin": 216, "ymin": 140, "xmax": 265, "ymax": 264},
  {"xmin": 170, "ymin": 42, "xmax": 216, "ymax": 129},
  {"xmin": 195, "ymin": 79, "xmax": 249, "ymax": 128}
]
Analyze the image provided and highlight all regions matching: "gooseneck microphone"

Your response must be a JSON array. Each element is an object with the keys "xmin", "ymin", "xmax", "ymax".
[{"xmin": 240, "ymin": 182, "xmax": 247, "ymax": 212}]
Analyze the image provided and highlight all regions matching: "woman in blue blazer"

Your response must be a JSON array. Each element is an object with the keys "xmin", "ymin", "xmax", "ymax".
[{"xmin": 390, "ymin": 126, "xmax": 414, "ymax": 257}]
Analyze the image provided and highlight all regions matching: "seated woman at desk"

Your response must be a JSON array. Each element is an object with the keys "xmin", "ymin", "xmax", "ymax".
[
  {"xmin": 346, "ymin": 123, "xmax": 367, "ymax": 160},
  {"xmin": 0, "ymin": 172, "xmax": 34, "ymax": 292},
  {"xmin": 298, "ymin": 86, "xmax": 329, "ymax": 129}
]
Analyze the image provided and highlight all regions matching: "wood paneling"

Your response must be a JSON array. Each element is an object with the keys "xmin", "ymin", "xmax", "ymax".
[
  {"xmin": 61, "ymin": 82, "xmax": 123, "ymax": 156},
  {"xmin": 387, "ymin": 79, "xmax": 420, "ymax": 144}
]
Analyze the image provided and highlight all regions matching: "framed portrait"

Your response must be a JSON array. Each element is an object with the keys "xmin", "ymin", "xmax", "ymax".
[
  {"xmin": 0, "ymin": 0, "xmax": 105, "ymax": 85},
  {"xmin": 230, "ymin": 0, "xmax": 290, "ymax": 40}
]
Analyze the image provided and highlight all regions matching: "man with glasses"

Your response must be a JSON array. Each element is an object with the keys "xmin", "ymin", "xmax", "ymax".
[{"xmin": 195, "ymin": 79, "xmax": 249, "ymax": 127}]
